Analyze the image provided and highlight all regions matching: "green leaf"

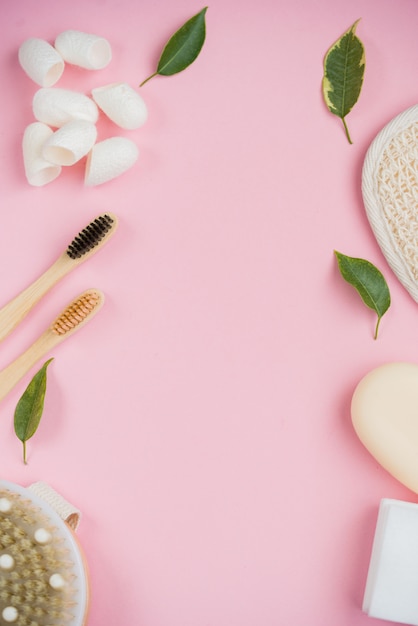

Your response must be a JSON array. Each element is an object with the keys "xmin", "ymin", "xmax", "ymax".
[
  {"xmin": 334, "ymin": 251, "xmax": 390, "ymax": 339},
  {"xmin": 14, "ymin": 358, "xmax": 53, "ymax": 464},
  {"xmin": 322, "ymin": 19, "xmax": 365, "ymax": 144},
  {"xmin": 140, "ymin": 7, "xmax": 208, "ymax": 86}
]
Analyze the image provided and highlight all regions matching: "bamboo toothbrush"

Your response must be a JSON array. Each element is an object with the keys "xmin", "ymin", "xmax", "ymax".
[
  {"xmin": 0, "ymin": 288, "xmax": 104, "ymax": 403},
  {"xmin": 0, "ymin": 213, "xmax": 117, "ymax": 343}
]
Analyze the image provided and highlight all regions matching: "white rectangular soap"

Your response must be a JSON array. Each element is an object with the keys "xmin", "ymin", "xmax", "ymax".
[{"xmin": 364, "ymin": 499, "xmax": 418, "ymax": 625}]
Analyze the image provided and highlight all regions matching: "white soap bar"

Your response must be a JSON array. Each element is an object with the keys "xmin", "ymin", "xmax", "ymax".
[{"xmin": 364, "ymin": 499, "xmax": 418, "ymax": 625}]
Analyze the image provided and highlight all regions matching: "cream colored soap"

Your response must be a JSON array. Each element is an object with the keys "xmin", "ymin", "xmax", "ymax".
[{"xmin": 351, "ymin": 362, "xmax": 418, "ymax": 494}]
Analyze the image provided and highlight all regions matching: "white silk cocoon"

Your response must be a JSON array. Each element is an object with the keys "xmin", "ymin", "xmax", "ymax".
[
  {"xmin": 85, "ymin": 137, "xmax": 139, "ymax": 186},
  {"xmin": 55, "ymin": 30, "xmax": 112, "ymax": 70},
  {"xmin": 18, "ymin": 38, "xmax": 64, "ymax": 87},
  {"xmin": 42, "ymin": 120, "xmax": 97, "ymax": 166},
  {"xmin": 22, "ymin": 122, "xmax": 62, "ymax": 186},
  {"xmin": 33, "ymin": 88, "xmax": 99, "ymax": 127},
  {"xmin": 91, "ymin": 82, "xmax": 148, "ymax": 129}
]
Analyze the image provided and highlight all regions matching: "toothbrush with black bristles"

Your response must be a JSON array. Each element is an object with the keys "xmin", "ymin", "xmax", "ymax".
[{"xmin": 0, "ymin": 213, "xmax": 118, "ymax": 343}]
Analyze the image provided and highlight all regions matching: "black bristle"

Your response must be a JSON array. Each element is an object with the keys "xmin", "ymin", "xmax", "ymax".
[{"xmin": 66, "ymin": 214, "xmax": 114, "ymax": 260}]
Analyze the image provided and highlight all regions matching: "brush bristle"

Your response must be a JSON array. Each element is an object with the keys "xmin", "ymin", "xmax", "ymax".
[
  {"xmin": 66, "ymin": 214, "xmax": 115, "ymax": 260},
  {"xmin": 0, "ymin": 488, "xmax": 76, "ymax": 625},
  {"xmin": 51, "ymin": 290, "xmax": 102, "ymax": 336}
]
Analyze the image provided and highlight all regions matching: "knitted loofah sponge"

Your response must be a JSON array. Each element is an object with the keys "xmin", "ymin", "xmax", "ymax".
[{"xmin": 362, "ymin": 104, "xmax": 418, "ymax": 302}]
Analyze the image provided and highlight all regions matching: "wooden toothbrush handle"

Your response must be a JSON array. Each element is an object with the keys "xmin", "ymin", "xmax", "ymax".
[
  {"xmin": 0, "ymin": 332, "xmax": 55, "ymax": 403},
  {"xmin": 0, "ymin": 256, "xmax": 70, "ymax": 342}
]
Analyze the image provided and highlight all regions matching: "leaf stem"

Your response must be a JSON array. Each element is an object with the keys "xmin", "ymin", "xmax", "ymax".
[
  {"xmin": 374, "ymin": 316, "xmax": 381, "ymax": 340},
  {"xmin": 139, "ymin": 72, "xmax": 158, "ymax": 87},
  {"xmin": 23, "ymin": 441, "xmax": 27, "ymax": 465},
  {"xmin": 342, "ymin": 117, "xmax": 353, "ymax": 144}
]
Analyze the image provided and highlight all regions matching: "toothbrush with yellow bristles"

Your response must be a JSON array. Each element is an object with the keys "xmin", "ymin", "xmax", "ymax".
[
  {"xmin": 0, "ymin": 288, "xmax": 104, "ymax": 403},
  {"xmin": 0, "ymin": 213, "xmax": 117, "ymax": 342}
]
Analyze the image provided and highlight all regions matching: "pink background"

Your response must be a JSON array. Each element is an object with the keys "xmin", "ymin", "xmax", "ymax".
[{"xmin": 1, "ymin": 0, "xmax": 418, "ymax": 624}]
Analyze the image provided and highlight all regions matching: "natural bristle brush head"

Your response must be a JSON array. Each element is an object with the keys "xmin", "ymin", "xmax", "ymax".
[
  {"xmin": 0, "ymin": 213, "xmax": 116, "ymax": 345},
  {"xmin": 0, "ymin": 288, "xmax": 105, "ymax": 404},
  {"xmin": 66, "ymin": 213, "xmax": 118, "ymax": 260},
  {"xmin": 0, "ymin": 481, "xmax": 88, "ymax": 626},
  {"xmin": 51, "ymin": 288, "xmax": 104, "ymax": 337}
]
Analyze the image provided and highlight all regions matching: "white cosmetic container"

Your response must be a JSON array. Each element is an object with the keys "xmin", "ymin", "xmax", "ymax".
[{"xmin": 364, "ymin": 499, "xmax": 418, "ymax": 625}]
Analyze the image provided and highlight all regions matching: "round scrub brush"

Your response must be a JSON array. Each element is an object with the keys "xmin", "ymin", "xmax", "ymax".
[{"xmin": 0, "ymin": 480, "xmax": 89, "ymax": 625}]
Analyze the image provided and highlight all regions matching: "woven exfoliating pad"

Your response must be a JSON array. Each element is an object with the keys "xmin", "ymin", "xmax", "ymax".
[{"xmin": 362, "ymin": 104, "xmax": 418, "ymax": 302}]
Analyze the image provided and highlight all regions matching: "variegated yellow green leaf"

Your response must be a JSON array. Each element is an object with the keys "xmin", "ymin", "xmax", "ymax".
[{"xmin": 322, "ymin": 20, "xmax": 365, "ymax": 144}]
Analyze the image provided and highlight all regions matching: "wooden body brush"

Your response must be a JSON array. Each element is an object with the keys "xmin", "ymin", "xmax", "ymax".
[
  {"xmin": 0, "ymin": 213, "xmax": 117, "ymax": 343},
  {"xmin": 0, "ymin": 288, "xmax": 104, "ymax": 403},
  {"xmin": 0, "ymin": 479, "xmax": 89, "ymax": 625}
]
